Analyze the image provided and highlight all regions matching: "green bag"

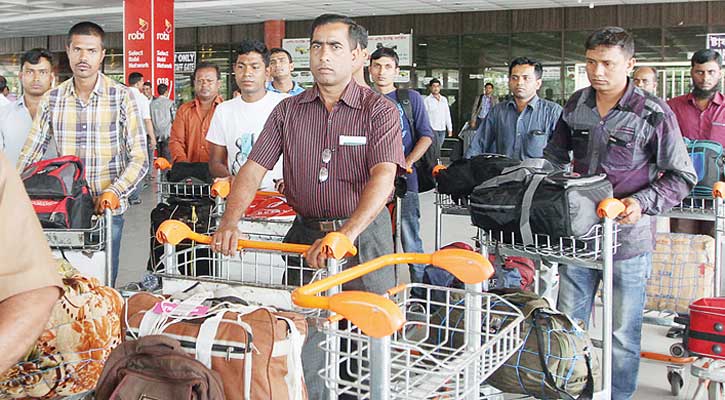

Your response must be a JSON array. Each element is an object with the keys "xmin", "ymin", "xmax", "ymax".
[{"xmin": 486, "ymin": 289, "xmax": 598, "ymax": 399}]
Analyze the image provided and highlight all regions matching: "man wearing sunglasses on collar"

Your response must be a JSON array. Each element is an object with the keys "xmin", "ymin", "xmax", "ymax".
[
  {"xmin": 465, "ymin": 57, "xmax": 562, "ymax": 161},
  {"xmin": 211, "ymin": 14, "xmax": 405, "ymax": 398}
]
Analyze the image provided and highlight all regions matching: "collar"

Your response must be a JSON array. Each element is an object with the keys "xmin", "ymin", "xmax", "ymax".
[
  {"xmin": 65, "ymin": 72, "xmax": 105, "ymax": 99},
  {"xmin": 192, "ymin": 95, "xmax": 223, "ymax": 108},
  {"xmin": 506, "ymin": 95, "xmax": 540, "ymax": 111},
  {"xmin": 687, "ymin": 91, "xmax": 725, "ymax": 107},
  {"xmin": 582, "ymin": 78, "xmax": 636, "ymax": 112},
  {"xmin": 15, "ymin": 95, "xmax": 26, "ymax": 109},
  {"xmin": 267, "ymin": 80, "xmax": 301, "ymax": 94},
  {"xmin": 428, "ymin": 94, "xmax": 444, "ymax": 101},
  {"xmin": 299, "ymin": 80, "xmax": 362, "ymax": 109}
]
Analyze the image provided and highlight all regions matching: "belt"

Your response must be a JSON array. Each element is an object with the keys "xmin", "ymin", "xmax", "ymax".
[{"xmin": 299, "ymin": 216, "xmax": 349, "ymax": 232}]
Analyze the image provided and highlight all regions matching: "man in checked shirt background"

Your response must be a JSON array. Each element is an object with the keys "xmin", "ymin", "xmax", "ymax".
[{"xmin": 16, "ymin": 21, "xmax": 149, "ymax": 288}]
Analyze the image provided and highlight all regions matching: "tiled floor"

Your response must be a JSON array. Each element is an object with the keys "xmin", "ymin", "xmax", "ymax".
[{"xmin": 115, "ymin": 187, "xmax": 709, "ymax": 399}]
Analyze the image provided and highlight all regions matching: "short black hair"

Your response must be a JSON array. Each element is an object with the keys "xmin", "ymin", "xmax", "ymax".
[
  {"xmin": 20, "ymin": 48, "xmax": 54, "ymax": 69},
  {"xmin": 236, "ymin": 39, "xmax": 270, "ymax": 67},
  {"xmin": 370, "ymin": 47, "xmax": 400, "ymax": 68},
  {"xmin": 67, "ymin": 21, "xmax": 105, "ymax": 48},
  {"xmin": 352, "ymin": 23, "xmax": 368, "ymax": 49},
  {"xmin": 157, "ymin": 83, "xmax": 168, "ymax": 95},
  {"xmin": 128, "ymin": 72, "xmax": 143, "ymax": 86},
  {"xmin": 691, "ymin": 49, "xmax": 722, "ymax": 68},
  {"xmin": 508, "ymin": 56, "xmax": 543, "ymax": 80},
  {"xmin": 585, "ymin": 26, "xmax": 634, "ymax": 58},
  {"xmin": 309, "ymin": 14, "xmax": 366, "ymax": 50},
  {"xmin": 193, "ymin": 61, "xmax": 221, "ymax": 81},
  {"xmin": 0, "ymin": 76, "xmax": 6, "ymax": 92},
  {"xmin": 484, "ymin": 82, "xmax": 494, "ymax": 89},
  {"xmin": 270, "ymin": 48, "xmax": 293, "ymax": 63},
  {"xmin": 429, "ymin": 78, "xmax": 441, "ymax": 86},
  {"xmin": 143, "ymin": 81, "xmax": 152, "ymax": 87}
]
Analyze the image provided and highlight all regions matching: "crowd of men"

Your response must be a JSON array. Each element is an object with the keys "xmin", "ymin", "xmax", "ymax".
[{"xmin": 1, "ymin": 12, "xmax": 724, "ymax": 399}]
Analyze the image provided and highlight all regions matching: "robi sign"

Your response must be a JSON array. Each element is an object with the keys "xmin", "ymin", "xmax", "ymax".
[{"xmin": 124, "ymin": 0, "xmax": 175, "ymax": 97}]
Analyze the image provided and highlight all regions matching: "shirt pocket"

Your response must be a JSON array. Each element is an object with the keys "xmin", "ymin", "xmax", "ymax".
[
  {"xmin": 524, "ymin": 130, "xmax": 549, "ymax": 158},
  {"xmin": 604, "ymin": 129, "xmax": 637, "ymax": 170},
  {"xmin": 711, "ymin": 120, "xmax": 725, "ymax": 139},
  {"xmin": 335, "ymin": 145, "xmax": 367, "ymax": 184},
  {"xmin": 571, "ymin": 129, "xmax": 590, "ymax": 160}
]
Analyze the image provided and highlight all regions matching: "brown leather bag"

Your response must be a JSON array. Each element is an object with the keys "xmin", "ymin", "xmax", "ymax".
[
  {"xmin": 123, "ymin": 292, "xmax": 308, "ymax": 400},
  {"xmin": 94, "ymin": 334, "xmax": 225, "ymax": 400}
]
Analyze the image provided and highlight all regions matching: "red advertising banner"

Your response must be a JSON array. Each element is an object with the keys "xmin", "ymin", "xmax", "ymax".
[
  {"xmin": 124, "ymin": 0, "xmax": 174, "ymax": 98},
  {"xmin": 153, "ymin": 0, "xmax": 174, "ymax": 98},
  {"xmin": 123, "ymin": 0, "xmax": 152, "ymax": 86}
]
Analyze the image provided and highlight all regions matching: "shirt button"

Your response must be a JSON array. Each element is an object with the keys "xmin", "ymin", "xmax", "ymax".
[
  {"xmin": 82, "ymin": 125, "xmax": 87, "ymax": 129},
  {"xmin": 599, "ymin": 121, "xmax": 604, "ymax": 125}
]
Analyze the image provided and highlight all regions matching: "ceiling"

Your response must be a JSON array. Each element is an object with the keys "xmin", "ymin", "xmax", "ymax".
[{"xmin": 0, "ymin": 0, "xmax": 694, "ymax": 39}]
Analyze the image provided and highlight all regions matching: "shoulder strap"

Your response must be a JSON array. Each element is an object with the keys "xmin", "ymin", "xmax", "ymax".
[{"xmin": 396, "ymin": 88, "xmax": 416, "ymax": 137}]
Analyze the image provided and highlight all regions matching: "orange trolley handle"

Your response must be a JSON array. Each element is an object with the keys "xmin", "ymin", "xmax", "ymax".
[
  {"xmin": 154, "ymin": 219, "xmax": 357, "ymax": 257},
  {"xmin": 153, "ymin": 157, "xmax": 172, "ymax": 171},
  {"xmin": 291, "ymin": 249, "xmax": 494, "ymax": 338}
]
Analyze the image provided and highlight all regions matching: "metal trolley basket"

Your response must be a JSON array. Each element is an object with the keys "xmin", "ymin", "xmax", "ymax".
[
  {"xmin": 44, "ymin": 196, "xmax": 118, "ymax": 287},
  {"xmin": 154, "ymin": 157, "xmax": 213, "ymax": 204},
  {"xmin": 292, "ymin": 250, "xmax": 526, "ymax": 400},
  {"xmin": 153, "ymin": 220, "xmax": 340, "ymax": 312},
  {"xmin": 474, "ymin": 198, "xmax": 624, "ymax": 399}
]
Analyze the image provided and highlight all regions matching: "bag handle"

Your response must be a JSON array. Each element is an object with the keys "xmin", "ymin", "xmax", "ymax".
[
  {"xmin": 135, "ymin": 335, "xmax": 182, "ymax": 355},
  {"xmin": 520, "ymin": 173, "xmax": 546, "ymax": 245},
  {"xmin": 531, "ymin": 312, "xmax": 595, "ymax": 400}
]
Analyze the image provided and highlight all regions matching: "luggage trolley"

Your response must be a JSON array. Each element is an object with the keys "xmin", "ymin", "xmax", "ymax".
[
  {"xmin": 475, "ymin": 198, "xmax": 625, "ymax": 399},
  {"xmin": 292, "ymin": 250, "xmax": 526, "ymax": 400},
  {"xmin": 639, "ymin": 184, "xmax": 725, "ymax": 396},
  {"xmin": 44, "ymin": 193, "xmax": 119, "ymax": 286},
  {"xmin": 153, "ymin": 219, "xmax": 353, "ymax": 311},
  {"xmin": 154, "ymin": 157, "xmax": 213, "ymax": 204},
  {"xmin": 432, "ymin": 164, "xmax": 469, "ymax": 250}
]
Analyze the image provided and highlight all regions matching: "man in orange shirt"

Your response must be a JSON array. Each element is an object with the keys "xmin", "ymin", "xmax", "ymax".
[{"xmin": 168, "ymin": 62, "xmax": 223, "ymax": 163}]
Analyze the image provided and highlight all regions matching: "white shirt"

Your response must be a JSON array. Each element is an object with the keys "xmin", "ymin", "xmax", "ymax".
[
  {"xmin": 0, "ymin": 94, "xmax": 10, "ymax": 108},
  {"xmin": 206, "ymin": 91, "xmax": 288, "ymax": 191},
  {"xmin": 0, "ymin": 97, "xmax": 56, "ymax": 165},
  {"xmin": 129, "ymin": 86, "xmax": 151, "ymax": 134},
  {"xmin": 424, "ymin": 94, "xmax": 453, "ymax": 132}
]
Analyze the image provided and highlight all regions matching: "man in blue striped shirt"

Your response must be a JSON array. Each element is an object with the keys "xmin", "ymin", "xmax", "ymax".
[{"xmin": 466, "ymin": 57, "xmax": 562, "ymax": 160}]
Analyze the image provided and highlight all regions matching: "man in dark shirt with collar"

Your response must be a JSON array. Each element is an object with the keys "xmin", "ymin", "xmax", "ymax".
[
  {"xmin": 544, "ymin": 27, "xmax": 696, "ymax": 399},
  {"xmin": 466, "ymin": 57, "xmax": 562, "ymax": 160},
  {"xmin": 211, "ymin": 14, "xmax": 405, "ymax": 399}
]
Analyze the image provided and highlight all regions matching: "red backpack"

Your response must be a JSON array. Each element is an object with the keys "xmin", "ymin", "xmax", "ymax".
[{"xmin": 21, "ymin": 155, "xmax": 95, "ymax": 229}]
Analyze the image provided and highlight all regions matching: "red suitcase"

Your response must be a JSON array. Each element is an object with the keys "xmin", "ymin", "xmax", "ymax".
[{"xmin": 688, "ymin": 297, "xmax": 725, "ymax": 359}]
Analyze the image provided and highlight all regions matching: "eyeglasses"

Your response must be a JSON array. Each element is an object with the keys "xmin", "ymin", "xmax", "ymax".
[{"xmin": 319, "ymin": 148, "xmax": 332, "ymax": 183}]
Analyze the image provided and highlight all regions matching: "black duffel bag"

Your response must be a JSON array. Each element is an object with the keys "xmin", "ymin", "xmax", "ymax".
[
  {"xmin": 470, "ymin": 159, "xmax": 612, "ymax": 243},
  {"xmin": 166, "ymin": 162, "xmax": 212, "ymax": 183},
  {"xmin": 435, "ymin": 154, "xmax": 520, "ymax": 197}
]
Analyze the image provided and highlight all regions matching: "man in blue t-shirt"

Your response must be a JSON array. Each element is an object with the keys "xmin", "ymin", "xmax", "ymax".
[{"xmin": 369, "ymin": 47, "xmax": 434, "ymax": 284}]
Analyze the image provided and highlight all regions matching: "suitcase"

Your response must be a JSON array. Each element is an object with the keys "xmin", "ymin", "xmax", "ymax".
[
  {"xmin": 123, "ymin": 292, "xmax": 308, "ymax": 400},
  {"xmin": 441, "ymin": 137, "xmax": 464, "ymax": 162},
  {"xmin": 646, "ymin": 233, "xmax": 715, "ymax": 314},
  {"xmin": 687, "ymin": 297, "xmax": 725, "ymax": 359}
]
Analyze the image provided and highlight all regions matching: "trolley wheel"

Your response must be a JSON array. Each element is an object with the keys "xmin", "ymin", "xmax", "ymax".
[
  {"xmin": 670, "ymin": 342, "xmax": 688, "ymax": 358},
  {"xmin": 668, "ymin": 371, "xmax": 684, "ymax": 397}
]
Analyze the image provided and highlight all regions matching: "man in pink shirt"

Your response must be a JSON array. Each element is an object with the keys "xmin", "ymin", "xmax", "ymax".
[
  {"xmin": 668, "ymin": 49, "xmax": 725, "ymax": 142},
  {"xmin": 668, "ymin": 49, "xmax": 725, "ymax": 235}
]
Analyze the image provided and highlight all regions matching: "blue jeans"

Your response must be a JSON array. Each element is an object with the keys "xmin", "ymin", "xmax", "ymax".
[
  {"xmin": 557, "ymin": 253, "xmax": 652, "ymax": 400},
  {"xmin": 400, "ymin": 191, "xmax": 425, "ymax": 283},
  {"xmin": 111, "ymin": 214, "xmax": 125, "ymax": 287}
]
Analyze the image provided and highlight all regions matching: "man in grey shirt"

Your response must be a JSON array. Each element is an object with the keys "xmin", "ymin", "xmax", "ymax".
[
  {"xmin": 0, "ymin": 48, "xmax": 56, "ymax": 165},
  {"xmin": 150, "ymin": 83, "xmax": 175, "ymax": 161},
  {"xmin": 545, "ymin": 27, "xmax": 696, "ymax": 399},
  {"xmin": 466, "ymin": 57, "xmax": 562, "ymax": 160}
]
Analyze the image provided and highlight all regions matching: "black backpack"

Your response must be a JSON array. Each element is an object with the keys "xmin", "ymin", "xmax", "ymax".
[
  {"xmin": 435, "ymin": 154, "xmax": 520, "ymax": 198},
  {"xmin": 397, "ymin": 89, "xmax": 439, "ymax": 193}
]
